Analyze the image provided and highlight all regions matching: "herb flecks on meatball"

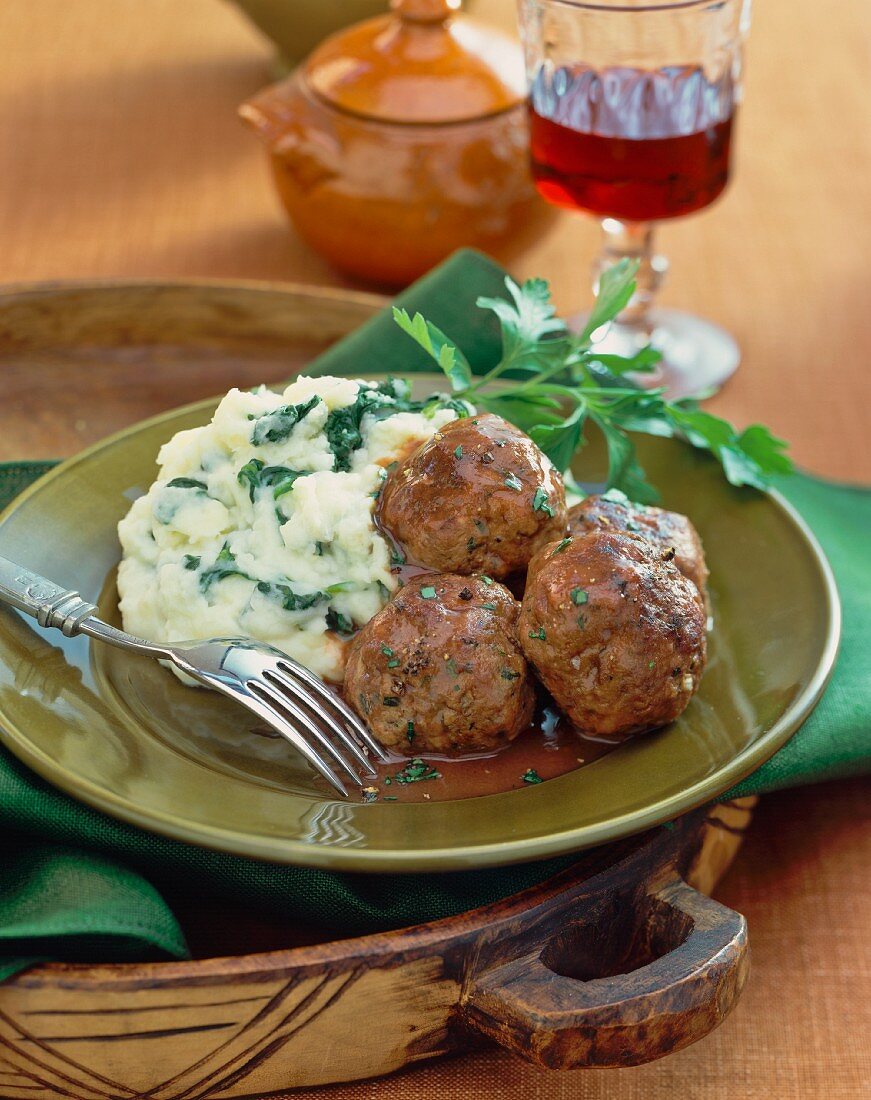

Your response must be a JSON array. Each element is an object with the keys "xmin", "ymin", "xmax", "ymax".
[
  {"xmin": 378, "ymin": 413, "xmax": 567, "ymax": 580},
  {"xmin": 344, "ymin": 574, "xmax": 535, "ymax": 754},
  {"xmin": 519, "ymin": 531, "xmax": 707, "ymax": 740},
  {"xmin": 567, "ymin": 492, "xmax": 709, "ymax": 598}
]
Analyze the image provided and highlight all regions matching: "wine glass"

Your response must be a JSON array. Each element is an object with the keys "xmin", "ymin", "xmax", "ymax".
[{"xmin": 517, "ymin": 0, "xmax": 751, "ymax": 397}]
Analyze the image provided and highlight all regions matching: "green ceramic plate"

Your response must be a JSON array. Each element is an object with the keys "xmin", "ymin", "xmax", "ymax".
[{"xmin": 0, "ymin": 377, "xmax": 839, "ymax": 871}]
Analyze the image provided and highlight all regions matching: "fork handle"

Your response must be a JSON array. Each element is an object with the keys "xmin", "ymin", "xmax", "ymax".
[
  {"xmin": 0, "ymin": 554, "xmax": 169, "ymax": 658},
  {"xmin": 0, "ymin": 554, "xmax": 99, "ymax": 636}
]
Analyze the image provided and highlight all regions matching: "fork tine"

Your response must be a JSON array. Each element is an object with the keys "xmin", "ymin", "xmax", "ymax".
[
  {"xmin": 263, "ymin": 668, "xmax": 376, "ymax": 777},
  {"xmin": 249, "ymin": 680, "xmax": 367, "ymax": 787},
  {"xmin": 232, "ymin": 684, "xmax": 350, "ymax": 797},
  {"xmin": 276, "ymin": 657, "xmax": 391, "ymax": 762}
]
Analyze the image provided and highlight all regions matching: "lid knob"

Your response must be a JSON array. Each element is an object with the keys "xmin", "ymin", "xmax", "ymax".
[
  {"xmin": 302, "ymin": 0, "xmax": 524, "ymax": 124},
  {"xmin": 391, "ymin": 0, "xmax": 461, "ymax": 24}
]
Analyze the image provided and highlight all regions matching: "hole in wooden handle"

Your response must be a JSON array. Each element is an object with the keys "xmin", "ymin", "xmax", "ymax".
[{"xmin": 540, "ymin": 888, "xmax": 694, "ymax": 982}]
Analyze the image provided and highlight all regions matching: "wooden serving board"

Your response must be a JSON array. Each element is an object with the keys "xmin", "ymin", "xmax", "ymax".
[
  {"xmin": 0, "ymin": 800, "xmax": 754, "ymax": 1098},
  {"xmin": 0, "ymin": 281, "xmax": 753, "ymax": 1094}
]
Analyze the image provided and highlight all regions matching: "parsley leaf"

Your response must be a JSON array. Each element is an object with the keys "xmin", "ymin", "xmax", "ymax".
[
  {"xmin": 476, "ymin": 277, "xmax": 567, "ymax": 381},
  {"xmin": 326, "ymin": 608, "xmax": 355, "ymax": 635},
  {"xmin": 392, "ymin": 307, "xmax": 472, "ymax": 392},
  {"xmin": 391, "ymin": 265, "xmax": 793, "ymax": 498},
  {"xmin": 238, "ymin": 460, "xmax": 305, "ymax": 502},
  {"xmin": 324, "ymin": 378, "xmax": 460, "ymax": 472},
  {"xmin": 529, "ymin": 403, "xmax": 587, "ymax": 473},
  {"xmin": 199, "ymin": 543, "xmax": 252, "ymax": 593},
  {"xmin": 256, "ymin": 581, "xmax": 327, "ymax": 612},
  {"xmin": 166, "ymin": 477, "xmax": 207, "ymax": 491},
  {"xmin": 576, "ymin": 259, "xmax": 641, "ymax": 346},
  {"xmin": 249, "ymin": 395, "xmax": 321, "ymax": 446},
  {"xmin": 532, "ymin": 486, "xmax": 556, "ymax": 517}
]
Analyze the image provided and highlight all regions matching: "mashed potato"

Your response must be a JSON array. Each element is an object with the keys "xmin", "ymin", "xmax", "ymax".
[{"xmin": 117, "ymin": 375, "xmax": 463, "ymax": 681}]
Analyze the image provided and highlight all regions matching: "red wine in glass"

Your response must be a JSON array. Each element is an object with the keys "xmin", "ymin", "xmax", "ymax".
[
  {"xmin": 517, "ymin": 0, "xmax": 750, "ymax": 398},
  {"xmin": 529, "ymin": 64, "xmax": 737, "ymax": 222}
]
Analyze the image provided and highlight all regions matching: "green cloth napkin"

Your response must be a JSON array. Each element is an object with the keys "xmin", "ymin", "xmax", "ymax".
[{"xmin": 0, "ymin": 250, "xmax": 867, "ymax": 982}]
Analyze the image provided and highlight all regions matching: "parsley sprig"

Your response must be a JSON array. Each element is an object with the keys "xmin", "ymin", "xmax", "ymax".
[{"xmin": 393, "ymin": 262, "xmax": 792, "ymax": 502}]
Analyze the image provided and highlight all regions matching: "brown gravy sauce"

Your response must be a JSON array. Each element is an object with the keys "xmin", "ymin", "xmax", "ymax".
[{"xmin": 352, "ymin": 700, "xmax": 620, "ymax": 804}]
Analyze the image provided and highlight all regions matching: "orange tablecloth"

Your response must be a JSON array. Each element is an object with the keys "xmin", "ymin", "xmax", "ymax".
[{"xmin": 0, "ymin": 2, "xmax": 869, "ymax": 1096}]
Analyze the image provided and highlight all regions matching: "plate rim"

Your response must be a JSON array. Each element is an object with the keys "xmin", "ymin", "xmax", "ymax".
[{"xmin": 0, "ymin": 375, "xmax": 842, "ymax": 872}]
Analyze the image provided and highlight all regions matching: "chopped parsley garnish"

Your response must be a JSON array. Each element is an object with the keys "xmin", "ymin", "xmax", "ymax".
[
  {"xmin": 420, "ymin": 585, "xmax": 437, "ymax": 600},
  {"xmin": 249, "ymin": 394, "xmax": 321, "ymax": 446},
  {"xmin": 387, "ymin": 658, "xmax": 400, "ymax": 668},
  {"xmin": 166, "ymin": 477, "xmax": 207, "ymax": 491},
  {"xmin": 199, "ymin": 543, "xmax": 252, "ymax": 593},
  {"xmin": 381, "ymin": 645, "xmax": 395, "ymax": 657},
  {"xmin": 382, "ymin": 696, "xmax": 400, "ymax": 707},
  {"xmin": 501, "ymin": 668, "xmax": 520, "ymax": 680},
  {"xmin": 454, "ymin": 445, "xmax": 463, "ymax": 459},
  {"xmin": 445, "ymin": 657, "xmax": 459, "ymax": 676},
  {"xmin": 521, "ymin": 768, "xmax": 543, "ymax": 784},
  {"xmin": 256, "ymin": 580, "xmax": 327, "ymax": 611},
  {"xmin": 532, "ymin": 486, "xmax": 556, "ymax": 517},
  {"xmin": 325, "ymin": 581, "xmax": 355, "ymax": 594},
  {"xmin": 392, "ymin": 758, "xmax": 442, "ymax": 784},
  {"xmin": 237, "ymin": 459, "xmax": 305, "ymax": 502},
  {"xmin": 324, "ymin": 378, "xmax": 460, "ymax": 473},
  {"xmin": 273, "ymin": 473, "xmax": 304, "ymax": 499},
  {"xmin": 406, "ymin": 721, "xmax": 415, "ymax": 744},
  {"xmin": 325, "ymin": 608, "xmax": 355, "ymax": 635},
  {"xmin": 528, "ymin": 627, "xmax": 547, "ymax": 640},
  {"xmin": 481, "ymin": 575, "xmax": 494, "ymax": 586},
  {"xmin": 648, "ymin": 659, "xmax": 656, "ymax": 669},
  {"xmin": 481, "ymin": 601, "xmax": 497, "ymax": 611},
  {"xmin": 384, "ymin": 795, "xmax": 398, "ymax": 801},
  {"xmin": 182, "ymin": 554, "xmax": 200, "ymax": 571},
  {"xmin": 390, "ymin": 546, "xmax": 406, "ymax": 566},
  {"xmin": 504, "ymin": 472, "xmax": 523, "ymax": 491},
  {"xmin": 571, "ymin": 587, "xmax": 589, "ymax": 605},
  {"xmin": 552, "ymin": 538, "xmax": 572, "ymax": 555}
]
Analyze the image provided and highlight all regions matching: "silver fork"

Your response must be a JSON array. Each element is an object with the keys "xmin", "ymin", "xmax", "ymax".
[{"xmin": 0, "ymin": 555, "xmax": 388, "ymax": 797}]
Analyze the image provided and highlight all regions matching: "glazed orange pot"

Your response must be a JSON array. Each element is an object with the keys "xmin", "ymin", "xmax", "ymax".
[{"xmin": 239, "ymin": 0, "xmax": 552, "ymax": 287}]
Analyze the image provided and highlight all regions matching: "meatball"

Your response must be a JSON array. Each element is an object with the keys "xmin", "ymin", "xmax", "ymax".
[
  {"xmin": 519, "ymin": 531, "xmax": 707, "ymax": 739},
  {"xmin": 378, "ymin": 413, "xmax": 567, "ymax": 580},
  {"xmin": 344, "ymin": 573, "xmax": 535, "ymax": 754},
  {"xmin": 567, "ymin": 493, "xmax": 708, "ymax": 597}
]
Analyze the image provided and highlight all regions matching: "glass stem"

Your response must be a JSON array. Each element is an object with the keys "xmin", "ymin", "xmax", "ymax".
[{"xmin": 593, "ymin": 218, "xmax": 668, "ymax": 331}]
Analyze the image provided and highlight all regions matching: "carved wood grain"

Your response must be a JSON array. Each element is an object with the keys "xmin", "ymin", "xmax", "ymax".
[{"xmin": 0, "ymin": 800, "xmax": 755, "ymax": 1098}]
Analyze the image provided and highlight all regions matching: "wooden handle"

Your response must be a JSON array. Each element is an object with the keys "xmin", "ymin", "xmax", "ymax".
[{"xmin": 461, "ymin": 874, "xmax": 749, "ymax": 1068}]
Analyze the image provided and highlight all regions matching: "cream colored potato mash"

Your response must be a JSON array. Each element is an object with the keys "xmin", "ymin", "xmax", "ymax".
[{"xmin": 117, "ymin": 375, "xmax": 462, "ymax": 681}]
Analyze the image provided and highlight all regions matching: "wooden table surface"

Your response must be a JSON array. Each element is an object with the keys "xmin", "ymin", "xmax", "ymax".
[{"xmin": 0, "ymin": 1, "xmax": 868, "ymax": 1096}]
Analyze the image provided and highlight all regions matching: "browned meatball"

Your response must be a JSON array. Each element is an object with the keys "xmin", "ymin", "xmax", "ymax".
[
  {"xmin": 567, "ymin": 493, "xmax": 708, "ymax": 597},
  {"xmin": 519, "ymin": 531, "xmax": 707, "ymax": 739},
  {"xmin": 378, "ymin": 413, "xmax": 567, "ymax": 580},
  {"xmin": 344, "ymin": 574, "xmax": 535, "ymax": 754}
]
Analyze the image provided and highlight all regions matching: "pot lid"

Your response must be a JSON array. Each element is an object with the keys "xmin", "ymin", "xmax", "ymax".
[{"xmin": 303, "ymin": 0, "xmax": 526, "ymax": 124}]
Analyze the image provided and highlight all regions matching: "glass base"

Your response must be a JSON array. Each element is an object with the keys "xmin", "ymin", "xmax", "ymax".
[{"xmin": 574, "ymin": 307, "xmax": 740, "ymax": 400}]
